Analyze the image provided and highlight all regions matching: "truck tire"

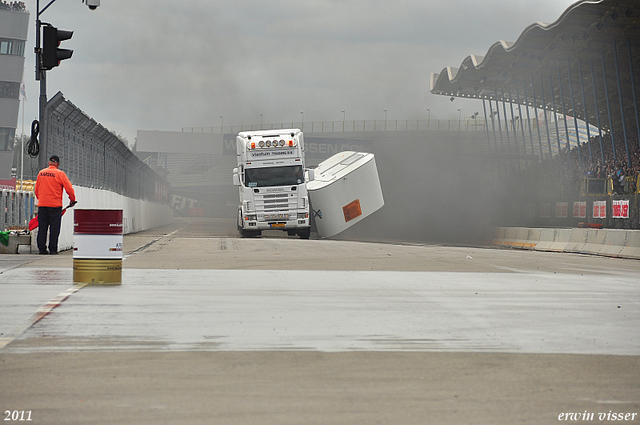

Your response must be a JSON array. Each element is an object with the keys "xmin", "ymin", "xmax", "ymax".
[{"xmin": 298, "ymin": 228, "xmax": 311, "ymax": 239}]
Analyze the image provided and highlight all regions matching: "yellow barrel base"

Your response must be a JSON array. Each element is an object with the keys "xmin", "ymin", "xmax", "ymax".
[{"xmin": 73, "ymin": 259, "xmax": 122, "ymax": 285}]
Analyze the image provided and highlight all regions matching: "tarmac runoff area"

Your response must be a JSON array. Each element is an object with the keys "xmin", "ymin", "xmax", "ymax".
[{"xmin": 0, "ymin": 217, "xmax": 639, "ymax": 424}]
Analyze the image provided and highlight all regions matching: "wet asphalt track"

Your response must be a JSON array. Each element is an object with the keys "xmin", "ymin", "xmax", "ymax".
[{"xmin": 1, "ymin": 217, "xmax": 638, "ymax": 424}]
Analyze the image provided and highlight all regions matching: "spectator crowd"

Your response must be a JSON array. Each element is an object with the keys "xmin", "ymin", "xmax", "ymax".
[
  {"xmin": 513, "ymin": 128, "xmax": 640, "ymax": 197},
  {"xmin": 577, "ymin": 131, "xmax": 640, "ymax": 193}
]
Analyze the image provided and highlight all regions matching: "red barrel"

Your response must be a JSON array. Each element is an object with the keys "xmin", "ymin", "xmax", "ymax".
[{"xmin": 73, "ymin": 209, "xmax": 123, "ymax": 285}]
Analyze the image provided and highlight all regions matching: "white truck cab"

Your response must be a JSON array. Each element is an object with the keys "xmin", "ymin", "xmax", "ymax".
[{"xmin": 232, "ymin": 129, "xmax": 311, "ymax": 238}]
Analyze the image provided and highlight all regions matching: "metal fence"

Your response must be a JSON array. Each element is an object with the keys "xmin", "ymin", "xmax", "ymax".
[
  {"xmin": 1, "ymin": 92, "xmax": 169, "ymax": 231},
  {"xmin": 43, "ymin": 92, "xmax": 169, "ymax": 202},
  {"xmin": 182, "ymin": 117, "xmax": 597, "ymax": 157},
  {"xmin": 1, "ymin": 189, "xmax": 35, "ymax": 230},
  {"xmin": 182, "ymin": 119, "xmax": 490, "ymax": 135}
]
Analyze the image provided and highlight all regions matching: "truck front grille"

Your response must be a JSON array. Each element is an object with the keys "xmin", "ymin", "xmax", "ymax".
[{"xmin": 255, "ymin": 193, "xmax": 296, "ymax": 216}]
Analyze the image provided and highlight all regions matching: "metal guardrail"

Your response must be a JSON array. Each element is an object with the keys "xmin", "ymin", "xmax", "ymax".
[{"xmin": 1, "ymin": 189, "xmax": 36, "ymax": 231}]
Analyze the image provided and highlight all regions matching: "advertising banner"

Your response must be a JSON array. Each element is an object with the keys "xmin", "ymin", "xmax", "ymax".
[
  {"xmin": 612, "ymin": 199, "xmax": 629, "ymax": 219},
  {"xmin": 593, "ymin": 200, "xmax": 606, "ymax": 219},
  {"xmin": 556, "ymin": 202, "xmax": 568, "ymax": 218},
  {"xmin": 573, "ymin": 201, "xmax": 586, "ymax": 218},
  {"xmin": 0, "ymin": 178, "xmax": 16, "ymax": 191}
]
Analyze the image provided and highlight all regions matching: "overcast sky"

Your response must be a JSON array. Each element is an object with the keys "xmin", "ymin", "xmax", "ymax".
[{"xmin": 19, "ymin": 0, "xmax": 578, "ymax": 144}]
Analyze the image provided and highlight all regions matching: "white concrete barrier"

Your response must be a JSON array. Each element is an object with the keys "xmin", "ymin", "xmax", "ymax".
[
  {"xmin": 510, "ymin": 227, "xmax": 537, "ymax": 249},
  {"xmin": 548, "ymin": 228, "xmax": 571, "ymax": 252},
  {"xmin": 502, "ymin": 227, "xmax": 518, "ymax": 246},
  {"xmin": 491, "ymin": 227, "xmax": 640, "ymax": 260},
  {"xmin": 33, "ymin": 186, "xmax": 173, "ymax": 252},
  {"xmin": 564, "ymin": 228, "xmax": 588, "ymax": 254},
  {"xmin": 526, "ymin": 228, "xmax": 541, "ymax": 248},
  {"xmin": 490, "ymin": 227, "xmax": 507, "ymax": 246},
  {"xmin": 620, "ymin": 231, "xmax": 640, "ymax": 259},
  {"xmin": 535, "ymin": 228, "xmax": 557, "ymax": 252},
  {"xmin": 582, "ymin": 229, "xmax": 608, "ymax": 257},
  {"xmin": 599, "ymin": 230, "xmax": 628, "ymax": 258}
]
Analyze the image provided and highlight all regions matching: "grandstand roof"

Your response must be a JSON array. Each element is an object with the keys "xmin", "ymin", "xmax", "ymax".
[{"xmin": 430, "ymin": 0, "xmax": 640, "ymax": 132}]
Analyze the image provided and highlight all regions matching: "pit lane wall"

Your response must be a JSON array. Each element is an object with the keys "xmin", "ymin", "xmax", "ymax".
[
  {"xmin": 35, "ymin": 186, "xmax": 173, "ymax": 253},
  {"xmin": 491, "ymin": 227, "xmax": 640, "ymax": 260}
]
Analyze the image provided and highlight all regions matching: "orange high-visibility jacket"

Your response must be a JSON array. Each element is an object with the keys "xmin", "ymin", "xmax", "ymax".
[{"xmin": 35, "ymin": 165, "xmax": 76, "ymax": 207}]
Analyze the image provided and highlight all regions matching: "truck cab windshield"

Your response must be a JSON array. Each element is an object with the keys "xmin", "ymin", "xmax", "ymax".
[{"xmin": 245, "ymin": 165, "xmax": 304, "ymax": 188}]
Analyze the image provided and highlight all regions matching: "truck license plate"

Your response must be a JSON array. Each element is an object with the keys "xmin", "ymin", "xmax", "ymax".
[{"xmin": 270, "ymin": 223, "xmax": 285, "ymax": 228}]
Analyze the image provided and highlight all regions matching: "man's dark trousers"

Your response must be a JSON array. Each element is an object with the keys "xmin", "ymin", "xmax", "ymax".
[{"xmin": 37, "ymin": 206, "xmax": 62, "ymax": 254}]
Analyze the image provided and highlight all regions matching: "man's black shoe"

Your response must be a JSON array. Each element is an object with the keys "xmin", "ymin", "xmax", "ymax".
[
  {"xmin": 39, "ymin": 251, "xmax": 48, "ymax": 255},
  {"xmin": 50, "ymin": 251, "xmax": 58, "ymax": 255}
]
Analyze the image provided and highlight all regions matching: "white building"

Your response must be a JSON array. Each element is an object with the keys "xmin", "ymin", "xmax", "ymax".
[{"xmin": 0, "ymin": 2, "xmax": 29, "ymax": 182}]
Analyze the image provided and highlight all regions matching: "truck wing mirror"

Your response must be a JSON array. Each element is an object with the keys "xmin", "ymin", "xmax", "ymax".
[{"xmin": 232, "ymin": 168, "xmax": 241, "ymax": 186}]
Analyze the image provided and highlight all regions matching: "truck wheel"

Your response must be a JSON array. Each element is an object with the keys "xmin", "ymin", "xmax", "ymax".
[{"xmin": 299, "ymin": 228, "xmax": 311, "ymax": 239}]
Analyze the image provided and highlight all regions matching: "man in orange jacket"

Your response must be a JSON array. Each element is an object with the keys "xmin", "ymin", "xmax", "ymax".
[{"xmin": 35, "ymin": 155, "xmax": 77, "ymax": 254}]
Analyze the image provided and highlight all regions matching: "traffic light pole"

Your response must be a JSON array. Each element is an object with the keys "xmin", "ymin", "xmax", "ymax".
[
  {"xmin": 34, "ymin": 0, "xmax": 91, "ymax": 168},
  {"xmin": 35, "ymin": 0, "xmax": 53, "ymax": 170}
]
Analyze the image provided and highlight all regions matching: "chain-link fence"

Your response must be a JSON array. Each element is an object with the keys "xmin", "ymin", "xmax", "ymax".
[{"xmin": 43, "ymin": 92, "xmax": 169, "ymax": 202}]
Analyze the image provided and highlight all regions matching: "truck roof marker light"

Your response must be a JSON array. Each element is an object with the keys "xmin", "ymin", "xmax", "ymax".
[
  {"xmin": 250, "ymin": 142, "xmax": 255, "ymax": 149},
  {"xmin": 259, "ymin": 141, "xmax": 265, "ymax": 148},
  {"xmin": 288, "ymin": 140, "xmax": 294, "ymax": 146}
]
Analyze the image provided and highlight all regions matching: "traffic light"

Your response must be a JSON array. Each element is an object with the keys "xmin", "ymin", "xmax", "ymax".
[{"xmin": 42, "ymin": 25, "xmax": 74, "ymax": 70}]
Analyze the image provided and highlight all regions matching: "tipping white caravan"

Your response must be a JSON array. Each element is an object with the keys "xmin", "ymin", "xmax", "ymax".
[
  {"xmin": 233, "ymin": 129, "xmax": 311, "ymax": 238},
  {"xmin": 306, "ymin": 151, "xmax": 384, "ymax": 238},
  {"xmin": 233, "ymin": 129, "xmax": 384, "ymax": 239}
]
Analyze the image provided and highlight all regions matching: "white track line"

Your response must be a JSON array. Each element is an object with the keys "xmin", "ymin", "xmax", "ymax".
[{"xmin": 0, "ymin": 283, "xmax": 87, "ymax": 350}]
